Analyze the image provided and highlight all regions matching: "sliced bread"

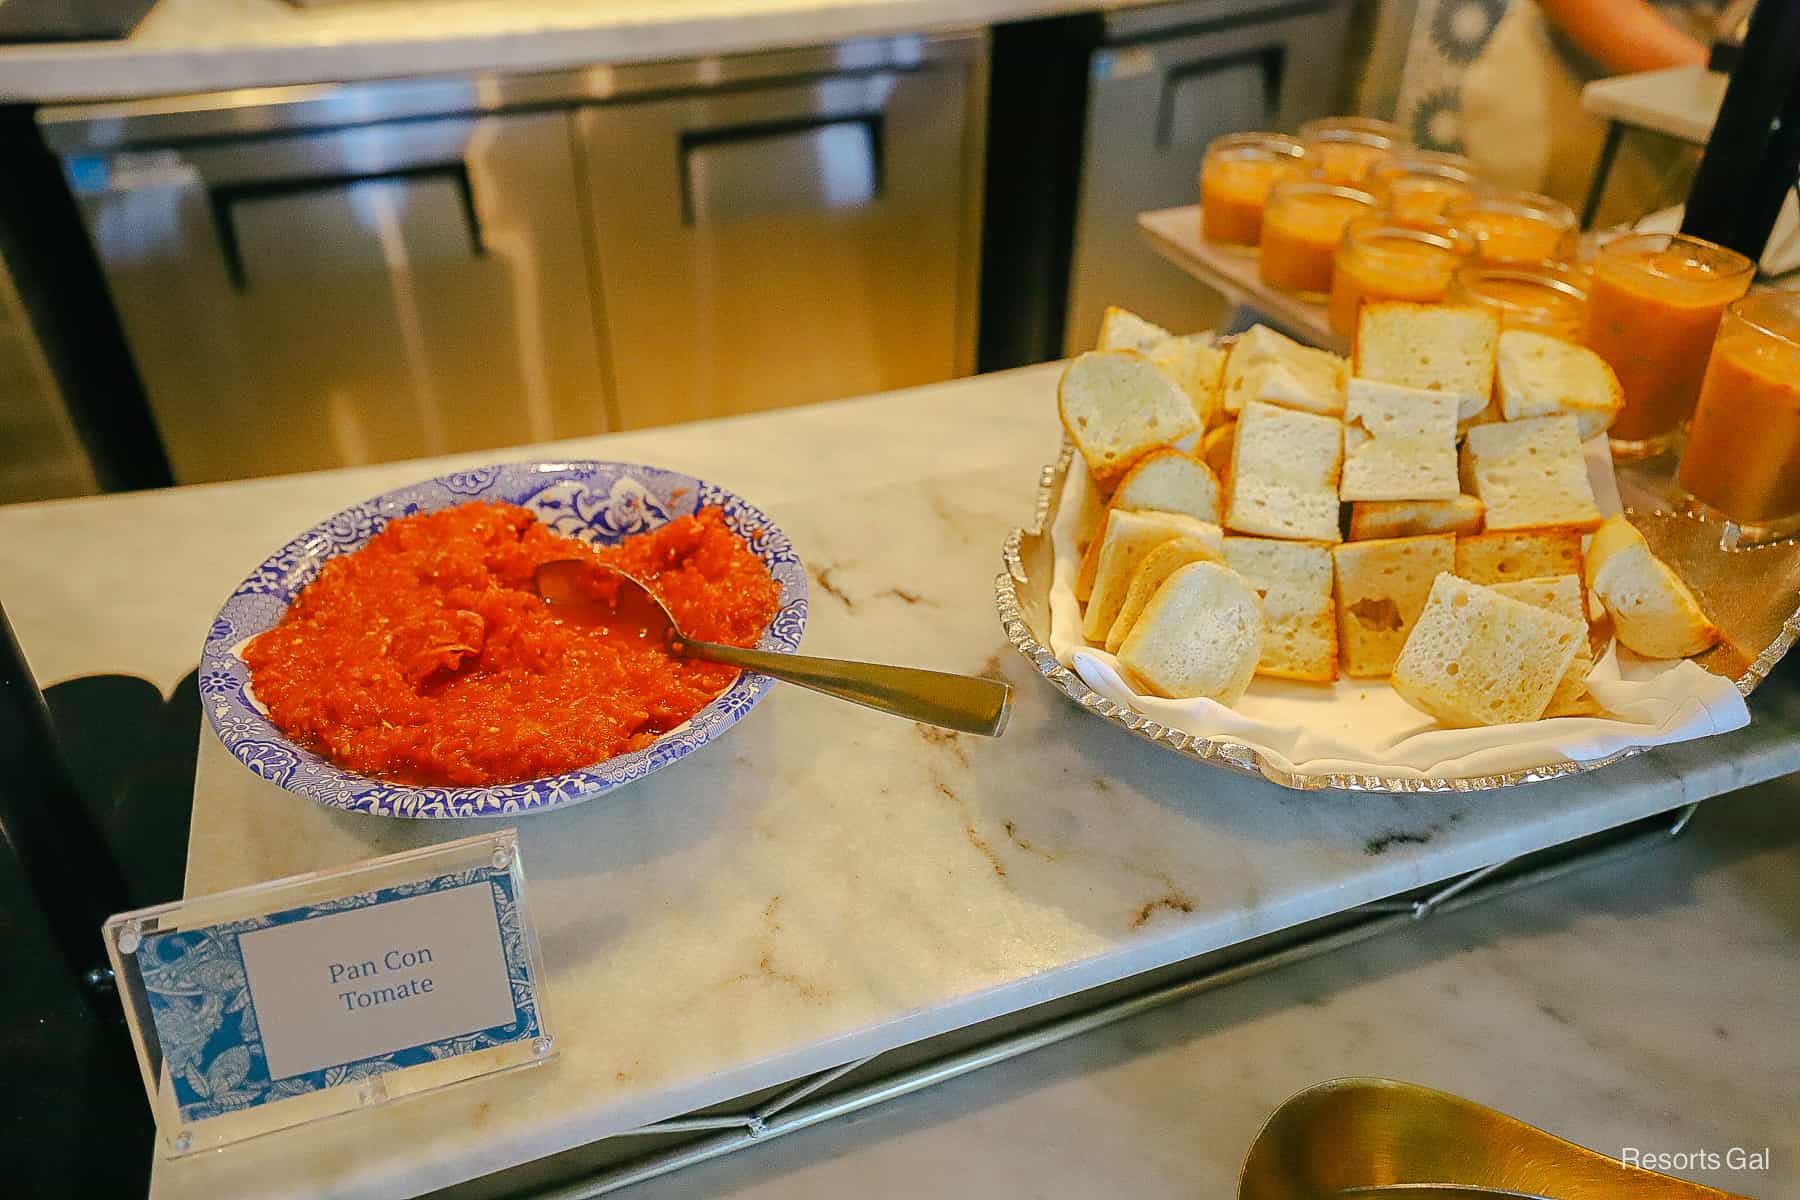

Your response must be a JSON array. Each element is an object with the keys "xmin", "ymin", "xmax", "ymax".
[
  {"xmin": 1117, "ymin": 562, "xmax": 1263, "ymax": 703},
  {"xmin": 1224, "ymin": 537, "xmax": 1338, "ymax": 681},
  {"xmin": 1391, "ymin": 573, "xmax": 1585, "ymax": 727},
  {"xmin": 1201, "ymin": 422, "xmax": 1236, "ymax": 482},
  {"xmin": 1348, "ymin": 495, "xmax": 1485, "ymax": 540},
  {"xmin": 1584, "ymin": 514, "xmax": 1722, "ymax": 659},
  {"xmin": 1353, "ymin": 302, "xmax": 1498, "ymax": 422},
  {"xmin": 1490, "ymin": 575, "xmax": 1601, "ymax": 717},
  {"xmin": 1074, "ymin": 449, "xmax": 1224, "ymax": 599},
  {"xmin": 1105, "ymin": 537, "xmax": 1224, "ymax": 653},
  {"xmin": 1462, "ymin": 414, "xmax": 1603, "ymax": 532},
  {"xmin": 1083, "ymin": 509, "xmax": 1224, "ymax": 642},
  {"xmin": 1331, "ymin": 533, "xmax": 1457, "ymax": 677},
  {"xmin": 1496, "ymin": 330, "xmax": 1624, "ymax": 440},
  {"xmin": 1059, "ymin": 351, "xmax": 1203, "ymax": 493},
  {"xmin": 1224, "ymin": 400, "xmax": 1344, "ymax": 543},
  {"xmin": 1097, "ymin": 306, "xmax": 1173, "ymax": 354},
  {"xmin": 1339, "ymin": 378, "xmax": 1461, "ymax": 501},
  {"xmin": 1221, "ymin": 324, "xmax": 1347, "ymax": 417},
  {"xmin": 1148, "ymin": 334, "xmax": 1228, "ymax": 429},
  {"xmin": 1454, "ymin": 527, "xmax": 1584, "ymax": 585}
]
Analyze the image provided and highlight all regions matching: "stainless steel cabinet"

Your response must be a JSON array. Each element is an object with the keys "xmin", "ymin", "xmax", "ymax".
[{"xmin": 1064, "ymin": 0, "xmax": 1353, "ymax": 352}]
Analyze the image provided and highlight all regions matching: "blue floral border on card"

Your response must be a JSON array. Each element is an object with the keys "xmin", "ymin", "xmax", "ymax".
[{"xmin": 136, "ymin": 865, "xmax": 542, "ymax": 1125}]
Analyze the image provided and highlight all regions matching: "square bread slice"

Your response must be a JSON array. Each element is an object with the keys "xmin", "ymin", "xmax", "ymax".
[
  {"xmin": 1392, "ymin": 573, "xmax": 1585, "ymax": 727},
  {"xmin": 1224, "ymin": 537, "xmax": 1338, "ymax": 681},
  {"xmin": 1585, "ymin": 514, "xmax": 1722, "ymax": 659},
  {"xmin": 1349, "ymin": 495, "xmax": 1485, "ymax": 540},
  {"xmin": 1462, "ymin": 414, "xmax": 1603, "ymax": 532},
  {"xmin": 1331, "ymin": 534, "xmax": 1456, "ymax": 677},
  {"xmin": 1221, "ymin": 324, "xmax": 1347, "ymax": 417},
  {"xmin": 1074, "ymin": 449, "xmax": 1223, "ymax": 599},
  {"xmin": 1117, "ymin": 562, "xmax": 1263, "ymax": 703},
  {"xmin": 1097, "ymin": 305, "xmax": 1173, "ymax": 354},
  {"xmin": 1059, "ymin": 351, "xmax": 1203, "ymax": 493},
  {"xmin": 1496, "ymin": 330, "xmax": 1624, "ymax": 440},
  {"xmin": 1082, "ymin": 509, "xmax": 1224, "ymax": 642},
  {"xmin": 1224, "ymin": 400, "xmax": 1344, "ymax": 543},
  {"xmin": 1454, "ymin": 527, "xmax": 1584, "ymax": 584},
  {"xmin": 1353, "ymin": 302, "xmax": 1498, "ymax": 422},
  {"xmin": 1339, "ymin": 378, "xmax": 1460, "ymax": 501},
  {"xmin": 1105, "ymin": 537, "xmax": 1224, "ymax": 653},
  {"xmin": 1149, "ymin": 334, "xmax": 1228, "ymax": 428},
  {"xmin": 1491, "ymin": 574, "xmax": 1600, "ymax": 717}
]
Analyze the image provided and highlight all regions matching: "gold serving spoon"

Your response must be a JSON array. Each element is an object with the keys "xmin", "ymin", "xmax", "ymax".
[{"xmin": 533, "ymin": 559, "xmax": 1012, "ymax": 737}]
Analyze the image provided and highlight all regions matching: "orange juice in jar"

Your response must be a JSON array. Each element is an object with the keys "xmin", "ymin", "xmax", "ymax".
[
  {"xmin": 1329, "ymin": 219, "xmax": 1470, "ymax": 337},
  {"xmin": 1584, "ymin": 232, "xmax": 1754, "ymax": 457},
  {"xmin": 1369, "ymin": 151, "xmax": 1479, "ymax": 225},
  {"xmin": 1450, "ymin": 192, "xmax": 1577, "ymax": 265},
  {"xmin": 1300, "ymin": 116, "xmax": 1406, "ymax": 186},
  {"xmin": 1199, "ymin": 132, "xmax": 1306, "ymax": 251},
  {"xmin": 1260, "ymin": 181, "xmax": 1376, "ymax": 298},
  {"xmin": 1678, "ymin": 292, "xmax": 1800, "ymax": 540},
  {"xmin": 1447, "ymin": 263, "xmax": 1588, "ymax": 341}
]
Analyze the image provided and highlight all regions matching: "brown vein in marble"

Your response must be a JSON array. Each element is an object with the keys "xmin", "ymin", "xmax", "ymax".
[
  {"xmin": 998, "ymin": 812, "xmax": 1197, "ymax": 932},
  {"xmin": 876, "ymin": 586, "xmax": 928, "ymax": 605},
  {"xmin": 935, "ymin": 779, "xmax": 1006, "ymax": 878},
  {"xmin": 1131, "ymin": 894, "xmax": 1196, "ymax": 928},
  {"xmin": 809, "ymin": 562, "xmax": 855, "ymax": 609},
  {"xmin": 757, "ymin": 894, "xmax": 829, "ymax": 1001},
  {"xmin": 1002, "ymin": 819, "xmax": 1057, "ymax": 861},
  {"xmin": 916, "ymin": 723, "xmax": 971, "ymax": 767}
]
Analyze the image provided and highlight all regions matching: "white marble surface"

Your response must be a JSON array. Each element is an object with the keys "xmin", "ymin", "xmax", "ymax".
[
  {"xmin": 2, "ymin": 366, "xmax": 1798, "ymax": 1199},
  {"xmin": 0, "ymin": 0, "xmax": 1119, "ymax": 102}
]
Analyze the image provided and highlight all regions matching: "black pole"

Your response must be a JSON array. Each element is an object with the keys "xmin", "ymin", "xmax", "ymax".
[
  {"xmin": 1681, "ymin": 0, "xmax": 1800, "ymax": 260},
  {"xmin": 0, "ymin": 600, "xmax": 132, "ymax": 1011}
]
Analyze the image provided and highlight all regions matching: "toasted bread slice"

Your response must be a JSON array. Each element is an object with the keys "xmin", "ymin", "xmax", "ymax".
[
  {"xmin": 1105, "ymin": 537, "xmax": 1225, "ymax": 653},
  {"xmin": 1463, "ymin": 414, "xmax": 1603, "ymax": 532},
  {"xmin": 1496, "ymin": 330, "xmax": 1624, "ymax": 440},
  {"xmin": 1392, "ymin": 573, "xmax": 1585, "ymax": 727},
  {"xmin": 1201, "ymin": 422, "xmax": 1236, "ymax": 482},
  {"xmin": 1339, "ymin": 378, "xmax": 1460, "ymax": 501},
  {"xmin": 1584, "ymin": 514, "xmax": 1721, "ymax": 659},
  {"xmin": 1224, "ymin": 400, "xmax": 1344, "ymax": 543},
  {"xmin": 1097, "ymin": 306, "xmax": 1173, "ymax": 354},
  {"xmin": 1331, "ymin": 534, "xmax": 1456, "ymax": 677},
  {"xmin": 1083, "ymin": 509, "xmax": 1224, "ymax": 642},
  {"xmin": 1117, "ymin": 562, "xmax": 1263, "ymax": 703},
  {"xmin": 1148, "ymin": 334, "xmax": 1228, "ymax": 429},
  {"xmin": 1454, "ymin": 527, "xmax": 1584, "ymax": 585},
  {"xmin": 1221, "ymin": 324, "xmax": 1347, "ymax": 417},
  {"xmin": 1353, "ymin": 302, "xmax": 1498, "ymax": 422},
  {"xmin": 1491, "ymin": 574, "xmax": 1600, "ymax": 717},
  {"xmin": 1349, "ymin": 495, "xmax": 1485, "ymax": 540},
  {"xmin": 1074, "ymin": 450, "xmax": 1224, "ymax": 600},
  {"xmin": 1059, "ymin": 351, "xmax": 1203, "ymax": 493},
  {"xmin": 1224, "ymin": 537, "xmax": 1338, "ymax": 681}
]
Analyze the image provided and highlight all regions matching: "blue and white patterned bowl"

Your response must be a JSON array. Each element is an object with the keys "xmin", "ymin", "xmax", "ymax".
[{"xmin": 201, "ymin": 460, "xmax": 808, "ymax": 819}]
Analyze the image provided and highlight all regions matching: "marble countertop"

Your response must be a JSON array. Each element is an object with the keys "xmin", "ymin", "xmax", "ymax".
[
  {"xmin": 0, "ymin": 0, "xmax": 1124, "ymax": 103},
  {"xmin": 3, "ymin": 365, "xmax": 1798, "ymax": 1199}
]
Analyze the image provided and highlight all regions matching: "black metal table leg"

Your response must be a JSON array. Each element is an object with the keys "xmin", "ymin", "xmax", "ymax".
[{"xmin": 1581, "ymin": 120, "xmax": 1625, "ymax": 230}]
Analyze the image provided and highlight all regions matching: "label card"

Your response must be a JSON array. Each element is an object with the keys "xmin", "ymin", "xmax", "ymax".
[{"xmin": 106, "ymin": 831, "xmax": 553, "ymax": 1155}]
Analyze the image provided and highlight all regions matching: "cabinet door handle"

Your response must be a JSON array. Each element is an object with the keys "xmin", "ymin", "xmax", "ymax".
[{"xmin": 678, "ymin": 113, "xmax": 884, "ymax": 226}]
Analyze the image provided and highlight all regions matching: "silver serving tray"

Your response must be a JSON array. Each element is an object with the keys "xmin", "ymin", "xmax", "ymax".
[{"xmin": 996, "ymin": 444, "xmax": 1800, "ymax": 793}]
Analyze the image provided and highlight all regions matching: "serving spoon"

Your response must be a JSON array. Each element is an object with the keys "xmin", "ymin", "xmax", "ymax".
[{"xmin": 533, "ymin": 559, "xmax": 1012, "ymax": 736}]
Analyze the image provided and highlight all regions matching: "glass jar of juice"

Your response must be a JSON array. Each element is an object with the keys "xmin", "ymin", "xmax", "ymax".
[
  {"xmin": 1678, "ymin": 291, "xmax": 1800, "ymax": 541},
  {"xmin": 1329, "ymin": 219, "xmax": 1471, "ymax": 337},
  {"xmin": 1446, "ymin": 262, "xmax": 1588, "ymax": 341},
  {"xmin": 1368, "ymin": 151, "xmax": 1479, "ymax": 225},
  {"xmin": 1449, "ymin": 191, "xmax": 1577, "ymax": 265},
  {"xmin": 1299, "ymin": 116, "xmax": 1406, "ymax": 186},
  {"xmin": 1260, "ymin": 181, "xmax": 1376, "ymax": 299},
  {"xmin": 1584, "ymin": 232, "xmax": 1755, "ymax": 457},
  {"xmin": 1199, "ymin": 132, "xmax": 1307, "ymax": 251}
]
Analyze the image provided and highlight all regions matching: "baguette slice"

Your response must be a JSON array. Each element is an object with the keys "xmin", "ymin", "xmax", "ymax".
[
  {"xmin": 1353, "ymin": 302, "xmax": 1498, "ymax": 422},
  {"xmin": 1349, "ymin": 495, "xmax": 1484, "ymax": 540},
  {"xmin": 1496, "ymin": 330, "xmax": 1624, "ymax": 440},
  {"xmin": 1331, "ymin": 534, "xmax": 1456, "ymax": 677},
  {"xmin": 1083, "ymin": 509, "xmax": 1224, "ymax": 641},
  {"xmin": 1463, "ymin": 414, "xmax": 1603, "ymax": 532},
  {"xmin": 1105, "ymin": 537, "xmax": 1224, "ymax": 653},
  {"xmin": 1454, "ymin": 527, "xmax": 1584, "ymax": 585},
  {"xmin": 1097, "ymin": 306, "xmax": 1173, "ymax": 354},
  {"xmin": 1491, "ymin": 574, "xmax": 1601, "ymax": 717},
  {"xmin": 1117, "ymin": 562, "xmax": 1263, "ymax": 703},
  {"xmin": 1074, "ymin": 449, "xmax": 1224, "ymax": 599},
  {"xmin": 1149, "ymin": 334, "xmax": 1228, "ymax": 429},
  {"xmin": 1221, "ymin": 324, "xmax": 1347, "ymax": 417},
  {"xmin": 1224, "ymin": 537, "xmax": 1338, "ymax": 681},
  {"xmin": 1339, "ymin": 378, "xmax": 1460, "ymax": 501},
  {"xmin": 1224, "ymin": 400, "xmax": 1344, "ymax": 542},
  {"xmin": 1059, "ymin": 351, "xmax": 1203, "ymax": 493},
  {"xmin": 1584, "ymin": 514, "xmax": 1722, "ymax": 659},
  {"xmin": 1392, "ymin": 573, "xmax": 1585, "ymax": 727}
]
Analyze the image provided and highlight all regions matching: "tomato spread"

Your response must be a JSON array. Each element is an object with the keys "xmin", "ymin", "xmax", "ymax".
[{"xmin": 244, "ymin": 501, "xmax": 782, "ymax": 786}]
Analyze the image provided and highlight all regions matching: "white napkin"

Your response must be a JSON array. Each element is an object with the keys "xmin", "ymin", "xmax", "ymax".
[{"xmin": 1047, "ymin": 444, "xmax": 1749, "ymax": 783}]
